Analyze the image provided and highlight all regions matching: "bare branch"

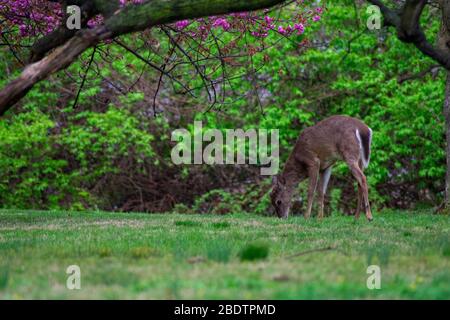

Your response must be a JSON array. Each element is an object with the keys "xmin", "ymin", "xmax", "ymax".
[
  {"xmin": 367, "ymin": 0, "xmax": 450, "ymax": 70},
  {"xmin": 0, "ymin": 0, "xmax": 286, "ymax": 115},
  {"xmin": 397, "ymin": 64, "xmax": 442, "ymax": 84},
  {"xmin": 72, "ymin": 46, "xmax": 97, "ymax": 109}
]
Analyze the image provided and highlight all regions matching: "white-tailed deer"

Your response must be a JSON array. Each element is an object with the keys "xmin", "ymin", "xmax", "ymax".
[{"xmin": 270, "ymin": 115, "xmax": 373, "ymax": 221}]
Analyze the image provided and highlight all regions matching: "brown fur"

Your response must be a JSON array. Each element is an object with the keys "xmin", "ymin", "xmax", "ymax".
[{"xmin": 270, "ymin": 115, "xmax": 373, "ymax": 221}]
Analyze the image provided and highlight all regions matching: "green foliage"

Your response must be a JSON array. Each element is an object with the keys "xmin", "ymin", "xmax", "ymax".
[
  {"xmin": 61, "ymin": 105, "xmax": 154, "ymax": 181},
  {"xmin": 174, "ymin": 220, "xmax": 202, "ymax": 227},
  {"xmin": 211, "ymin": 221, "xmax": 231, "ymax": 229},
  {"xmin": 239, "ymin": 242, "xmax": 269, "ymax": 261},
  {"xmin": 190, "ymin": 185, "xmax": 275, "ymax": 215},
  {"xmin": 172, "ymin": 203, "xmax": 193, "ymax": 214},
  {"xmin": 0, "ymin": 103, "xmax": 155, "ymax": 210},
  {"xmin": 0, "ymin": 111, "xmax": 78, "ymax": 209},
  {"xmin": 193, "ymin": 189, "xmax": 244, "ymax": 214},
  {"xmin": 329, "ymin": 188, "xmax": 343, "ymax": 216}
]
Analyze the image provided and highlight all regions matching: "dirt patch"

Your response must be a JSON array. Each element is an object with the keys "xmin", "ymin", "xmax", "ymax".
[{"xmin": 0, "ymin": 219, "xmax": 149, "ymax": 232}]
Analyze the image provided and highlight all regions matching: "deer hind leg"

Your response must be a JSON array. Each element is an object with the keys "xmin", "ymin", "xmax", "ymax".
[
  {"xmin": 304, "ymin": 160, "xmax": 320, "ymax": 219},
  {"xmin": 346, "ymin": 159, "xmax": 373, "ymax": 221},
  {"xmin": 355, "ymin": 184, "xmax": 362, "ymax": 219},
  {"xmin": 355, "ymin": 160, "xmax": 364, "ymax": 219},
  {"xmin": 317, "ymin": 166, "xmax": 332, "ymax": 219}
]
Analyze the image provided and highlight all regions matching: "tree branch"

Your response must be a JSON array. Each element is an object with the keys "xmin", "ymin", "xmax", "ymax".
[
  {"xmin": 367, "ymin": 0, "xmax": 450, "ymax": 70},
  {"xmin": 0, "ymin": 0, "xmax": 286, "ymax": 116},
  {"xmin": 397, "ymin": 64, "xmax": 442, "ymax": 84},
  {"xmin": 0, "ymin": 27, "xmax": 109, "ymax": 116}
]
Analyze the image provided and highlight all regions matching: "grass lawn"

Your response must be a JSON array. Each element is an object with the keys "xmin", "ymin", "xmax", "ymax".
[{"xmin": 0, "ymin": 209, "xmax": 449, "ymax": 299}]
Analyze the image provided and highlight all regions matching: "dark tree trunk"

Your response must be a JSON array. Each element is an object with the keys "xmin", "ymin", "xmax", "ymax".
[
  {"xmin": 439, "ymin": 0, "xmax": 450, "ymax": 207},
  {"xmin": 445, "ymin": 72, "xmax": 450, "ymax": 207}
]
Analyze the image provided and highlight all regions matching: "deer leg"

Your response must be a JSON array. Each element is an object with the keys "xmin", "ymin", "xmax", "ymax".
[
  {"xmin": 355, "ymin": 160, "xmax": 364, "ymax": 219},
  {"xmin": 317, "ymin": 166, "xmax": 332, "ymax": 219},
  {"xmin": 304, "ymin": 161, "xmax": 320, "ymax": 219},
  {"xmin": 347, "ymin": 160, "xmax": 373, "ymax": 221},
  {"xmin": 355, "ymin": 184, "xmax": 362, "ymax": 219}
]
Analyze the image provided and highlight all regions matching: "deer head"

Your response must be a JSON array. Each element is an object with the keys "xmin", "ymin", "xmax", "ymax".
[{"xmin": 270, "ymin": 175, "xmax": 292, "ymax": 219}]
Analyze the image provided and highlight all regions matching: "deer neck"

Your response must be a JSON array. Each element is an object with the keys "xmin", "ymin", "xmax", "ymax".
[{"xmin": 279, "ymin": 154, "xmax": 302, "ymax": 191}]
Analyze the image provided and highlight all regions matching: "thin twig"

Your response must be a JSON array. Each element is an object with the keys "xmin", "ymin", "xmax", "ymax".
[
  {"xmin": 162, "ymin": 27, "xmax": 216, "ymax": 107},
  {"xmin": 285, "ymin": 245, "xmax": 340, "ymax": 259},
  {"xmin": 398, "ymin": 64, "xmax": 442, "ymax": 84},
  {"xmin": 73, "ymin": 46, "xmax": 97, "ymax": 109},
  {"xmin": 1, "ymin": 33, "xmax": 24, "ymax": 66},
  {"xmin": 113, "ymin": 38, "xmax": 195, "ymax": 98}
]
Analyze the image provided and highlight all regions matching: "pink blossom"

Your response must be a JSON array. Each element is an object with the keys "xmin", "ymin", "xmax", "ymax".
[
  {"xmin": 264, "ymin": 16, "xmax": 274, "ymax": 24},
  {"xmin": 0, "ymin": 0, "xmax": 321, "ymax": 45},
  {"xmin": 294, "ymin": 23, "xmax": 305, "ymax": 34},
  {"xmin": 212, "ymin": 18, "xmax": 231, "ymax": 31},
  {"xmin": 175, "ymin": 20, "xmax": 190, "ymax": 30}
]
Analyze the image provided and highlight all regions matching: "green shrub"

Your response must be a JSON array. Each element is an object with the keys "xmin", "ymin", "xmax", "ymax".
[
  {"xmin": 239, "ymin": 243, "xmax": 269, "ymax": 261},
  {"xmin": 0, "ymin": 111, "xmax": 86, "ymax": 209},
  {"xmin": 193, "ymin": 189, "xmax": 243, "ymax": 214},
  {"xmin": 211, "ymin": 221, "xmax": 231, "ymax": 229},
  {"xmin": 174, "ymin": 220, "xmax": 202, "ymax": 227}
]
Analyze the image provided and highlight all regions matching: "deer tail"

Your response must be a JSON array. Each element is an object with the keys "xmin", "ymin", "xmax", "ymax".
[{"xmin": 355, "ymin": 127, "xmax": 372, "ymax": 169}]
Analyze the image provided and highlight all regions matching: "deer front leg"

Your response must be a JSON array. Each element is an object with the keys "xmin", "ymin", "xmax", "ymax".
[
  {"xmin": 317, "ymin": 166, "xmax": 332, "ymax": 219},
  {"xmin": 304, "ymin": 161, "xmax": 320, "ymax": 219}
]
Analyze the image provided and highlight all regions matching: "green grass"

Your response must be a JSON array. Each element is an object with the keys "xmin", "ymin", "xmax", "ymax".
[{"xmin": 0, "ymin": 209, "xmax": 449, "ymax": 299}]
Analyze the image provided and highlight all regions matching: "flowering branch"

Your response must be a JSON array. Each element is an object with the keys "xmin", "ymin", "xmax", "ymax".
[{"xmin": 0, "ymin": 0, "xmax": 323, "ymax": 115}]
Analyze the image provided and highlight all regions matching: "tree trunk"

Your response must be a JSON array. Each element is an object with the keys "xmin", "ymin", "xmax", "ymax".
[
  {"xmin": 445, "ymin": 72, "xmax": 450, "ymax": 207},
  {"xmin": 437, "ymin": 0, "xmax": 450, "ymax": 208}
]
